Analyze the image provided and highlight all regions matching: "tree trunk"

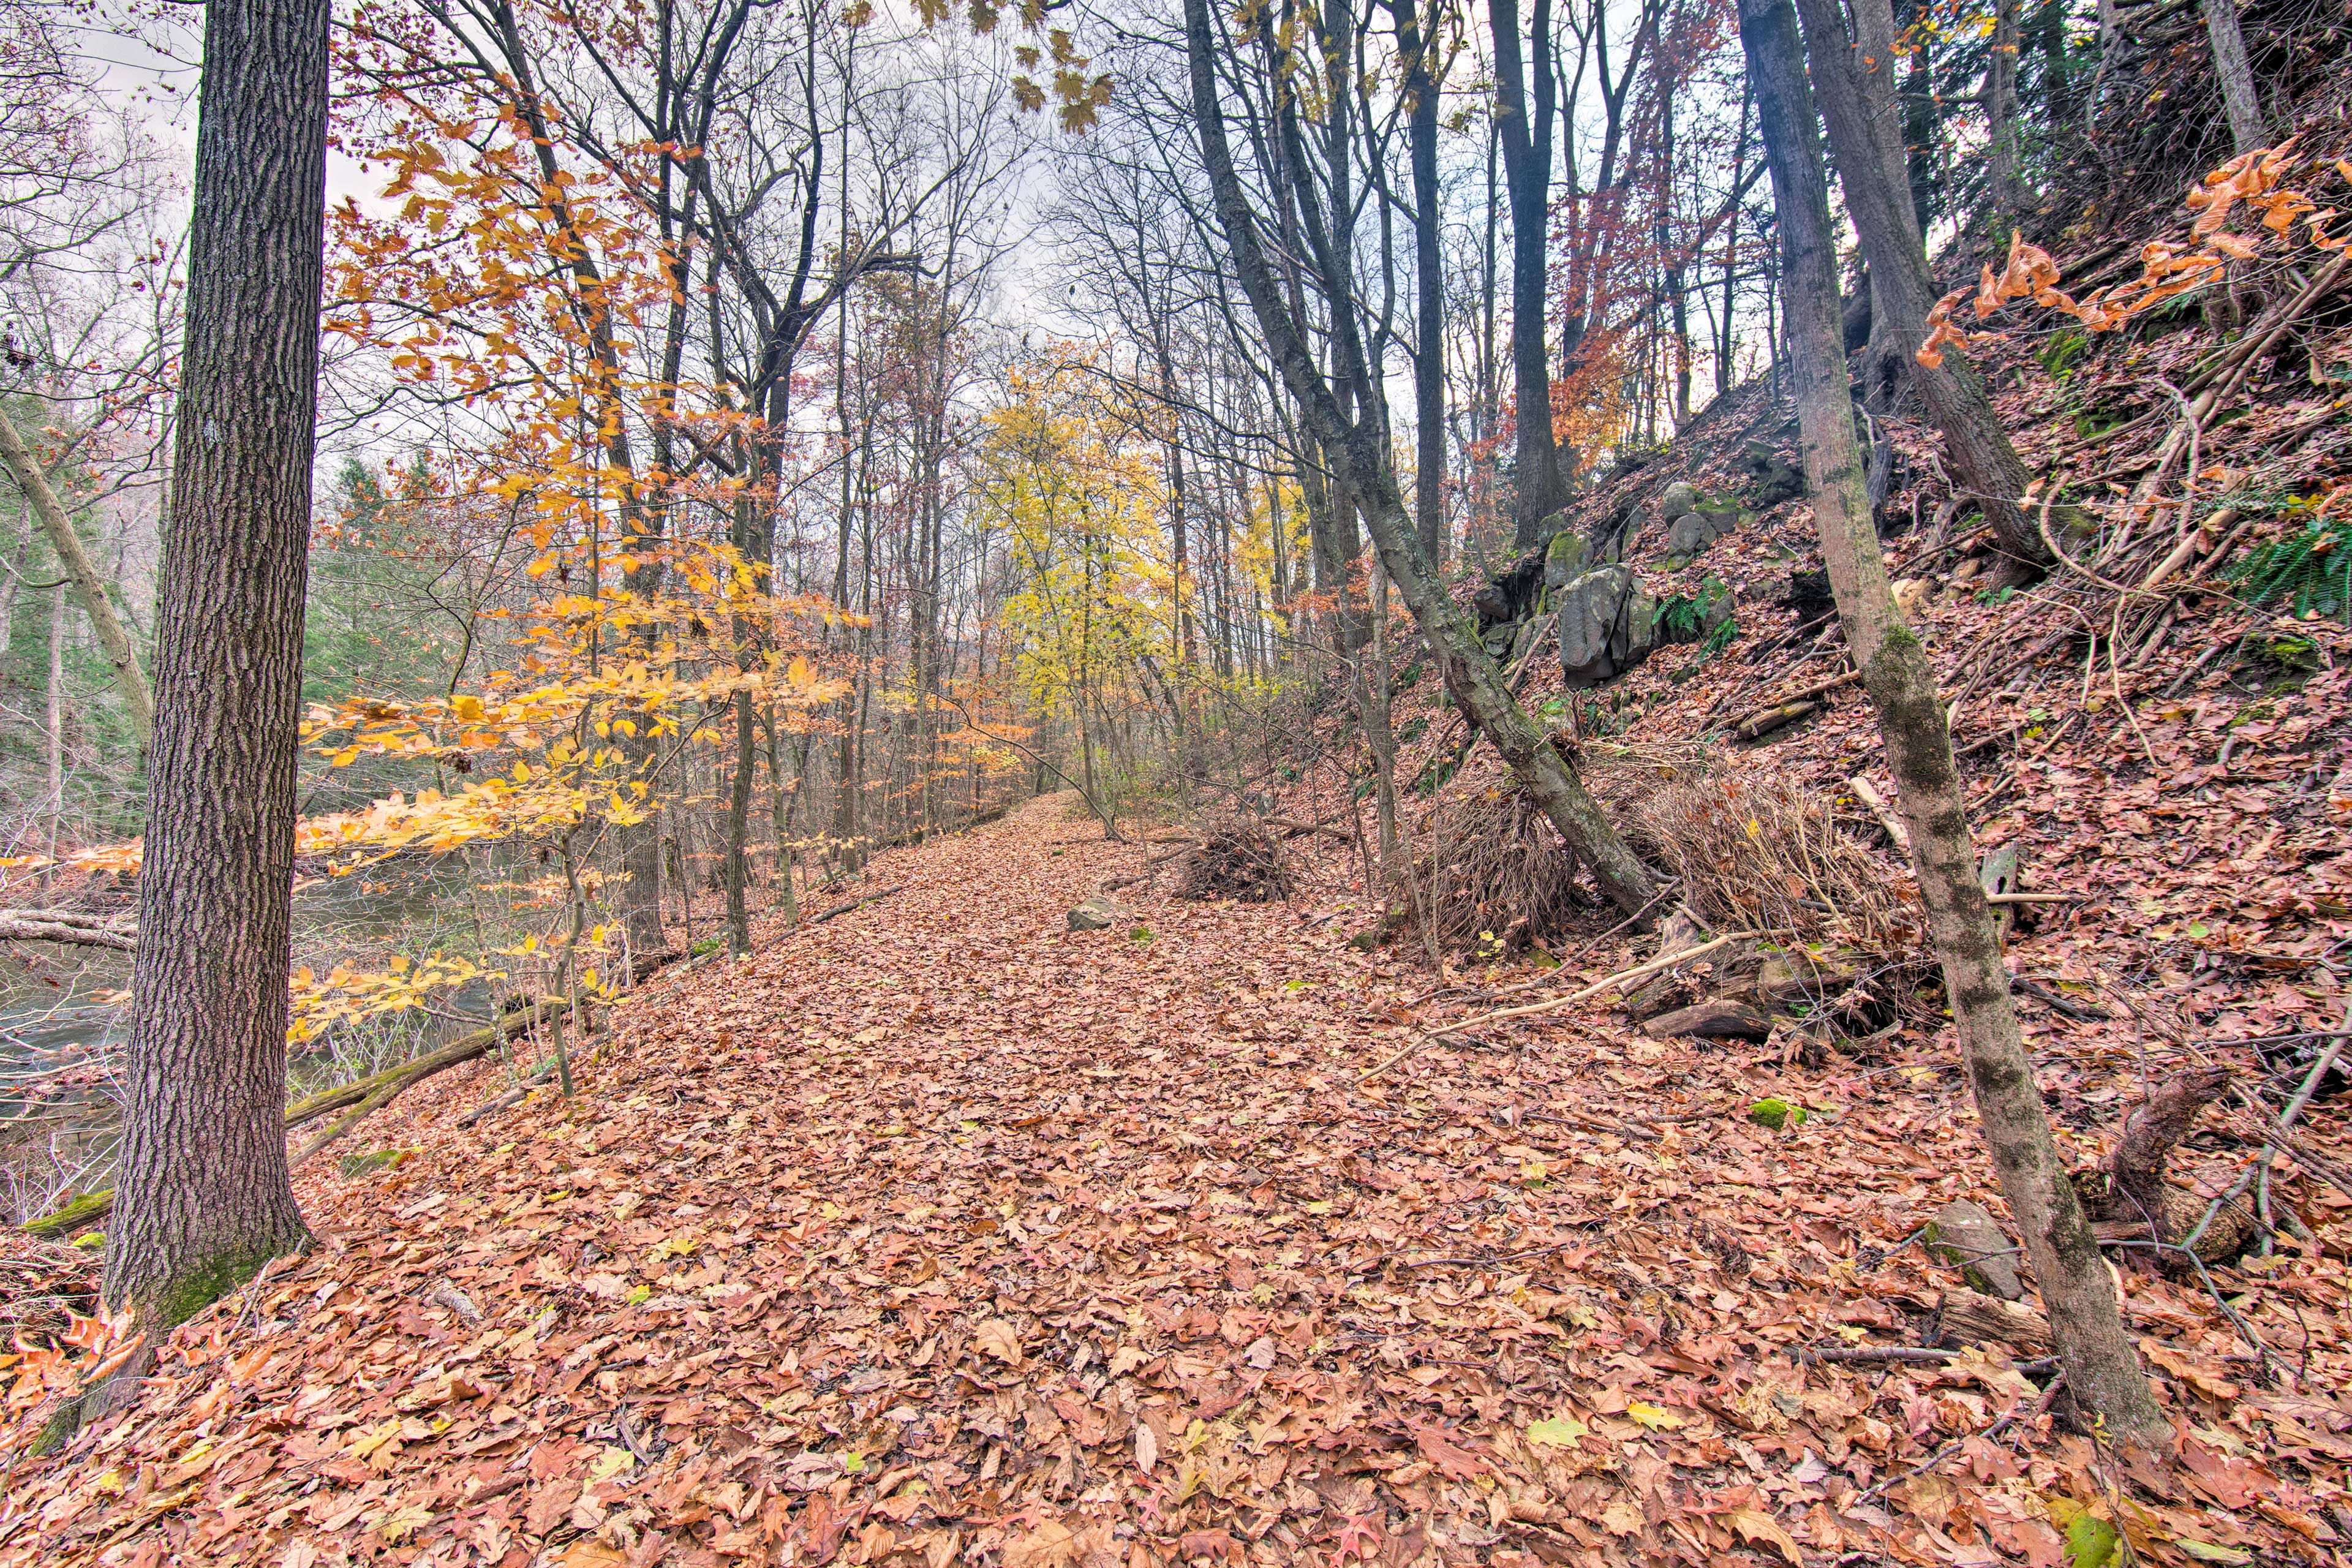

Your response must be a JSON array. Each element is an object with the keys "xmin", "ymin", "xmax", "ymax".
[
  {"xmin": 45, "ymin": 581, "xmax": 66, "ymax": 891},
  {"xmin": 2201, "ymin": 0, "xmax": 2270, "ymax": 154},
  {"xmin": 1400, "ymin": 0, "xmax": 1447, "ymax": 567},
  {"xmin": 1184, "ymin": 0, "xmax": 1656, "ymax": 919},
  {"xmin": 1987, "ymin": 0, "xmax": 2025, "ymax": 220},
  {"xmin": 1490, "ymin": 0, "xmax": 1569, "ymax": 544},
  {"xmin": 1794, "ymin": 0, "xmax": 2065, "ymax": 568},
  {"xmin": 0, "ymin": 407, "xmax": 154, "ymax": 738},
  {"xmin": 104, "ymin": 0, "xmax": 325, "ymax": 1333},
  {"xmin": 1740, "ymin": 0, "xmax": 2166, "ymax": 1452}
]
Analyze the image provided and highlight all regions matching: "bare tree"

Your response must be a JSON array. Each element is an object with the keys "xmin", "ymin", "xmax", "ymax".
[
  {"xmin": 1182, "ymin": 0, "xmax": 1658, "ymax": 917},
  {"xmin": 1738, "ymin": 0, "xmax": 2166, "ymax": 1452}
]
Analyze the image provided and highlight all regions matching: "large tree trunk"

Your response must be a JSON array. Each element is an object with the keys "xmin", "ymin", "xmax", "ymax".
[
  {"xmin": 1793, "ymin": 0, "xmax": 2063, "ymax": 568},
  {"xmin": 1184, "ymin": 0, "xmax": 1656, "ymax": 919},
  {"xmin": 2201, "ymin": 0, "xmax": 2271, "ymax": 154},
  {"xmin": 1490, "ymin": 0, "xmax": 1569, "ymax": 545},
  {"xmin": 104, "ymin": 0, "xmax": 325, "ymax": 1333},
  {"xmin": 1740, "ymin": 0, "xmax": 2166, "ymax": 1452}
]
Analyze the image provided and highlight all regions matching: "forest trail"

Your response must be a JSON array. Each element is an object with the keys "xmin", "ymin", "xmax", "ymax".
[{"xmin": 10, "ymin": 794, "xmax": 2339, "ymax": 1567}]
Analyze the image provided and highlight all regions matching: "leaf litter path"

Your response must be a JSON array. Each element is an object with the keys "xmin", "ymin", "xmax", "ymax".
[{"xmin": 7, "ymin": 797, "xmax": 2348, "ymax": 1568}]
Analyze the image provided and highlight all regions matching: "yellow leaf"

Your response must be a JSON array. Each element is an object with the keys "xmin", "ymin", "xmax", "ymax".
[{"xmin": 1625, "ymin": 1401, "xmax": 1683, "ymax": 1430}]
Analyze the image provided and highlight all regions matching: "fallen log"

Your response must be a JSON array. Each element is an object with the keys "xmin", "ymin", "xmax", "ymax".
[
  {"xmin": 18, "ymin": 1189, "xmax": 112, "ymax": 1239},
  {"xmin": 807, "ymin": 884, "xmax": 905, "ymax": 924},
  {"xmin": 289, "ymin": 998, "xmax": 573, "ymax": 1169},
  {"xmin": 282, "ymin": 996, "xmax": 567, "ymax": 1132},
  {"xmin": 1936, "ymin": 1287, "xmax": 2052, "ymax": 1352},
  {"xmin": 1735, "ymin": 699, "xmax": 1816, "ymax": 741},
  {"xmin": 0, "ymin": 908, "xmax": 136, "ymax": 951}
]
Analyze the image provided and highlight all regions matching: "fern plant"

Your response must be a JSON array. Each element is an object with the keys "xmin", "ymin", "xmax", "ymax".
[{"xmin": 2231, "ymin": 514, "xmax": 2352, "ymax": 620}]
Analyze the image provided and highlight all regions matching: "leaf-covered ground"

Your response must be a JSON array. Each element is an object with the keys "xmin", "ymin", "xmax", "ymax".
[{"xmin": 6, "ymin": 793, "xmax": 2349, "ymax": 1567}]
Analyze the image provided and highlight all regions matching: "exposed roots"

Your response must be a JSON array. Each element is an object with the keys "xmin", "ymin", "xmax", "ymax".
[
  {"xmin": 1174, "ymin": 817, "xmax": 1296, "ymax": 903},
  {"xmin": 1410, "ymin": 786, "xmax": 1583, "ymax": 955},
  {"xmin": 1626, "ymin": 765, "xmax": 1917, "ymax": 953}
]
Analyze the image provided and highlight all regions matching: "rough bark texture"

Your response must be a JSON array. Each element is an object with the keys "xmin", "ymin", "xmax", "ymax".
[
  {"xmin": 1793, "ymin": 0, "xmax": 2061, "ymax": 567},
  {"xmin": 0, "ymin": 407, "xmax": 154, "ymax": 738},
  {"xmin": 102, "ymin": 0, "xmax": 325, "ymax": 1330},
  {"xmin": 1490, "ymin": 0, "xmax": 1569, "ymax": 545},
  {"xmin": 2106, "ymin": 1065, "xmax": 2229, "ymax": 1229},
  {"xmin": 1184, "ymin": 0, "xmax": 1655, "ymax": 918},
  {"xmin": 2074, "ymin": 1065, "xmax": 2252, "ymax": 1266},
  {"xmin": 1740, "ymin": 0, "xmax": 2166, "ymax": 1449},
  {"xmin": 1400, "ymin": 0, "xmax": 1447, "ymax": 567}
]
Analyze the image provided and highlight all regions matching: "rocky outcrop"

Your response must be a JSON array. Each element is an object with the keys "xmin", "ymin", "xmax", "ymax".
[{"xmin": 1556, "ymin": 566, "xmax": 1657, "ymax": 688}]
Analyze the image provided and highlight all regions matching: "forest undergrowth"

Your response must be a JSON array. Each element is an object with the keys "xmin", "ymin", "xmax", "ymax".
[{"xmin": 4, "ymin": 793, "xmax": 2347, "ymax": 1567}]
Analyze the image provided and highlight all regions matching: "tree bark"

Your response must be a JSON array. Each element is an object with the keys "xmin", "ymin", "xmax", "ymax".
[
  {"xmin": 104, "ymin": 0, "xmax": 325, "ymax": 1332},
  {"xmin": 1793, "ymin": 0, "xmax": 2062, "ymax": 568},
  {"xmin": 1400, "ymin": 0, "xmax": 1448, "ymax": 567},
  {"xmin": 1490, "ymin": 0, "xmax": 1570, "ymax": 545},
  {"xmin": 0, "ymin": 407, "xmax": 154, "ymax": 739},
  {"xmin": 1987, "ymin": 0, "xmax": 2025, "ymax": 220},
  {"xmin": 1740, "ymin": 0, "xmax": 2166, "ymax": 1451},
  {"xmin": 2201, "ymin": 0, "xmax": 2270, "ymax": 154},
  {"xmin": 1185, "ymin": 0, "xmax": 1656, "ymax": 919}
]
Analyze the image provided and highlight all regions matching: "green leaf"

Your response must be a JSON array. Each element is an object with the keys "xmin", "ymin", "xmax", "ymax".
[
  {"xmin": 1526, "ymin": 1415, "xmax": 1588, "ymax": 1447},
  {"xmin": 2063, "ymin": 1512, "xmax": 2122, "ymax": 1568}
]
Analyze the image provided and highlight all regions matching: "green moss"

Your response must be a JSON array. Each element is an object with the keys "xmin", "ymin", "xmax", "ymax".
[
  {"xmin": 28, "ymin": 1400, "xmax": 83, "ymax": 1457},
  {"xmin": 337, "ymin": 1147, "xmax": 419, "ymax": 1178},
  {"xmin": 151, "ymin": 1235, "xmax": 310, "ymax": 1331},
  {"xmin": 1747, "ymin": 1098, "xmax": 1807, "ymax": 1131},
  {"xmin": 20, "ymin": 1188, "xmax": 113, "ymax": 1240}
]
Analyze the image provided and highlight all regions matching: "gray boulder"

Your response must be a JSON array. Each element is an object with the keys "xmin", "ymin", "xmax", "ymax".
[
  {"xmin": 1068, "ymin": 895, "xmax": 1124, "ymax": 932},
  {"xmin": 1926, "ymin": 1199, "xmax": 2026, "ymax": 1300},
  {"xmin": 1738, "ymin": 440, "xmax": 1806, "ymax": 508},
  {"xmin": 1666, "ymin": 512, "xmax": 1713, "ymax": 555},
  {"xmin": 1695, "ymin": 573, "xmax": 1735, "ymax": 634},
  {"xmin": 1556, "ymin": 566, "xmax": 1657, "ymax": 689},
  {"xmin": 1543, "ymin": 529, "xmax": 1591, "ymax": 588},
  {"xmin": 1657, "ymin": 480, "xmax": 1698, "ymax": 520}
]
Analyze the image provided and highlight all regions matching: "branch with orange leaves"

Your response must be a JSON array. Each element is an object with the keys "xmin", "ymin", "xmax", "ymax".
[{"xmin": 1918, "ymin": 141, "xmax": 2351, "ymax": 371}]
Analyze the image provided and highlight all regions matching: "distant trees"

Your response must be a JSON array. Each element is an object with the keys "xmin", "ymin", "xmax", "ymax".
[{"xmin": 1179, "ymin": 0, "xmax": 1660, "ymax": 918}]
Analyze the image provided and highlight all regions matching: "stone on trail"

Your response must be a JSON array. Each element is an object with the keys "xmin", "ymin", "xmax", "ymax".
[
  {"xmin": 1925, "ymin": 1198, "xmax": 2026, "ymax": 1300},
  {"xmin": 1068, "ymin": 894, "xmax": 1124, "ymax": 931}
]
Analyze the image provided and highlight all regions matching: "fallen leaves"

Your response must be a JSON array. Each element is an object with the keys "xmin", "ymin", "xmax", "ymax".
[{"xmin": 1, "ymin": 797, "xmax": 2347, "ymax": 1568}]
